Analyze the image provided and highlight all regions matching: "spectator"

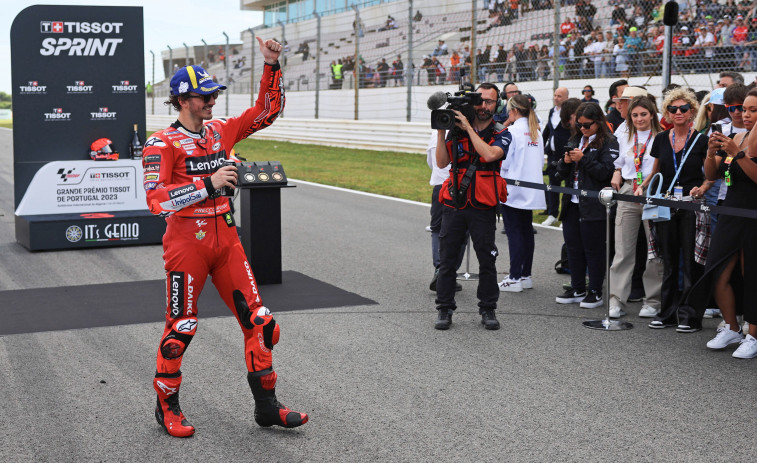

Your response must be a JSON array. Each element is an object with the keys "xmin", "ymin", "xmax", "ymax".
[
  {"xmin": 432, "ymin": 56, "xmax": 446, "ymax": 85},
  {"xmin": 536, "ymin": 44, "xmax": 551, "ymax": 80},
  {"xmin": 693, "ymin": 23, "xmax": 717, "ymax": 73},
  {"xmin": 376, "ymin": 58, "xmax": 390, "ymax": 87},
  {"xmin": 414, "ymin": 10, "xmax": 423, "ymax": 22},
  {"xmin": 448, "ymin": 51, "xmax": 461, "ymax": 83},
  {"xmin": 580, "ymin": 85, "xmax": 599, "ymax": 104},
  {"xmin": 432, "ymin": 40, "xmax": 448, "ymax": 57},
  {"xmin": 631, "ymin": 5, "xmax": 647, "ymax": 29},
  {"xmin": 744, "ymin": 18, "xmax": 757, "ymax": 71},
  {"xmin": 614, "ymin": 36, "xmax": 629, "ymax": 78},
  {"xmin": 645, "ymin": 88, "xmax": 710, "ymax": 330},
  {"xmin": 494, "ymin": 44, "xmax": 508, "ymax": 81},
  {"xmin": 498, "ymin": 94, "xmax": 546, "ymax": 292},
  {"xmin": 561, "ymin": 17, "xmax": 575, "ymax": 38},
  {"xmin": 608, "ymin": 95, "xmax": 665, "ymax": 319},
  {"xmin": 422, "ymin": 55, "xmax": 435, "ymax": 85},
  {"xmin": 479, "ymin": 44, "xmax": 492, "ymax": 82},
  {"xmin": 542, "ymin": 88, "xmax": 571, "ymax": 224},
  {"xmin": 718, "ymin": 70, "xmax": 744, "ymax": 87},
  {"xmin": 732, "ymin": 15, "xmax": 749, "ymax": 66},
  {"xmin": 575, "ymin": 0, "xmax": 597, "ymax": 27},
  {"xmin": 392, "ymin": 55, "xmax": 404, "ymax": 86},
  {"xmin": 611, "ymin": 4, "xmax": 627, "ymax": 26},
  {"xmin": 676, "ymin": 87, "xmax": 757, "ymax": 353},
  {"xmin": 625, "ymin": 27, "xmax": 644, "ymax": 76},
  {"xmin": 585, "ymin": 32, "xmax": 607, "ymax": 78},
  {"xmin": 514, "ymin": 43, "xmax": 530, "ymax": 81},
  {"xmin": 555, "ymin": 103, "xmax": 619, "ymax": 308}
]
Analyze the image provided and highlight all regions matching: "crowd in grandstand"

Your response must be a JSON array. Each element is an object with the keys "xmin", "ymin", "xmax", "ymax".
[{"xmin": 315, "ymin": 0, "xmax": 757, "ymax": 89}]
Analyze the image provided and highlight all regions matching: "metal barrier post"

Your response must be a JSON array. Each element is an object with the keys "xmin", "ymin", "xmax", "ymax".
[{"xmin": 584, "ymin": 187, "xmax": 633, "ymax": 331}]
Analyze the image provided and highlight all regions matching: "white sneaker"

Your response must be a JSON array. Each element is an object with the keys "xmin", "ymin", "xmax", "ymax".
[
  {"xmin": 498, "ymin": 276, "xmax": 523, "ymax": 292},
  {"xmin": 609, "ymin": 306, "xmax": 626, "ymax": 318},
  {"xmin": 542, "ymin": 215, "xmax": 558, "ymax": 226},
  {"xmin": 703, "ymin": 308, "xmax": 722, "ymax": 319},
  {"xmin": 638, "ymin": 305, "xmax": 659, "ymax": 318},
  {"xmin": 733, "ymin": 334, "xmax": 757, "ymax": 359},
  {"xmin": 520, "ymin": 276, "xmax": 533, "ymax": 289},
  {"xmin": 706, "ymin": 325, "xmax": 744, "ymax": 350}
]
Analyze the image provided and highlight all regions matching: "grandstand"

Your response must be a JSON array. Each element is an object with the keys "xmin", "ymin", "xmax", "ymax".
[{"xmin": 149, "ymin": 0, "xmax": 746, "ymax": 123}]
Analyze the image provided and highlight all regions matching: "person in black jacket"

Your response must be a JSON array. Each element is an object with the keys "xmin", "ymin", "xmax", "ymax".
[
  {"xmin": 542, "ymin": 88, "xmax": 571, "ymax": 223},
  {"xmin": 555, "ymin": 103, "xmax": 619, "ymax": 308}
]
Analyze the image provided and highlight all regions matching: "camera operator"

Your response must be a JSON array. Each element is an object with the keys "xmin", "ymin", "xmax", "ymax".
[
  {"xmin": 143, "ymin": 37, "xmax": 307, "ymax": 438},
  {"xmin": 434, "ymin": 83, "xmax": 510, "ymax": 331}
]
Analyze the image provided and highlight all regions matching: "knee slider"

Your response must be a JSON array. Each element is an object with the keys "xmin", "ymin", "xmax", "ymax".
[{"xmin": 160, "ymin": 318, "xmax": 197, "ymax": 360}]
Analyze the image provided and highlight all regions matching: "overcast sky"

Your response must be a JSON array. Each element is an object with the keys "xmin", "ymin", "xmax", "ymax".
[{"xmin": 1, "ymin": 0, "xmax": 264, "ymax": 94}]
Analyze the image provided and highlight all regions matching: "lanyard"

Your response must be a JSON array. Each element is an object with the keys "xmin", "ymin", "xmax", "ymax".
[
  {"xmin": 574, "ymin": 138, "xmax": 590, "ymax": 184},
  {"xmin": 670, "ymin": 127, "xmax": 692, "ymax": 175},
  {"xmin": 633, "ymin": 131, "xmax": 653, "ymax": 186}
]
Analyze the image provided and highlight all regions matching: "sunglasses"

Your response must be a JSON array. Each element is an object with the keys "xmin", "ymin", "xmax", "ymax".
[
  {"xmin": 186, "ymin": 91, "xmax": 221, "ymax": 103},
  {"xmin": 667, "ymin": 104, "xmax": 691, "ymax": 114},
  {"xmin": 726, "ymin": 104, "xmax": 744, "ymax": 113},
  {"xmin": 576, "ymin": 121, "xmax": 596, "ymax": 129}
]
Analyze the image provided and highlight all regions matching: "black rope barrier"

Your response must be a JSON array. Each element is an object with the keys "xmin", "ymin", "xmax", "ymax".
[{"xmin": 503, "ymin": 178, "xmax": 757, "ymax": 220}]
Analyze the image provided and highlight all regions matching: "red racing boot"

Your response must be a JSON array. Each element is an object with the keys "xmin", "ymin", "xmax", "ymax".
[
  {"xmin": 154, "ymin": 376, "xmax": 195, "ymax": 437},
  {"xmin": 248, "ymin": 371, "xmax": 308, "ymax": 428}
]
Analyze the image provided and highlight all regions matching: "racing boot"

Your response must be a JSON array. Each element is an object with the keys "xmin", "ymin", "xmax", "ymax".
[
  {"xmin": 154, "ymin": 375, "xmax": 195, "ymax": 438},
  {"xmin": 248, "ymin": 371, "xmax": 308, "ymax": 428}
]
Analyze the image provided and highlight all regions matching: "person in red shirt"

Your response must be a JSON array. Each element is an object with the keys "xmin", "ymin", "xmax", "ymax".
[
  {"xmin": 732, "ymin": 15, "xmax": 749, "ymax": 66},
  {"xmin": 145, "ymin": 37, "xmax": 308, "ymax": 438},
  {"xmin": 560, "ymin": 17, "xmax": 575, "ymax": 38}
]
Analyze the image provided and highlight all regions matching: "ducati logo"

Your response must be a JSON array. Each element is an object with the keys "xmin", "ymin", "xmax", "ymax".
[{"xmin": 195, "ymin": 230, "xmax": 206, "ymax": 240}]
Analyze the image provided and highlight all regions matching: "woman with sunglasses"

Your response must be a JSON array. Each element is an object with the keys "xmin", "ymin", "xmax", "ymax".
[
  {"xmin": 640, "ymin": 87, "xmax": 710, "ymax": 330},
  {"xmin": 498, "ymin": 94, "xmax": 546, "ymax": 292},
  {"xmin": 555, "ymin": 103, "xmax": 618, "ymax": 308},
  {"xmin": 607, "ymin": 95, "xmax": 665, "ymax": 319}
]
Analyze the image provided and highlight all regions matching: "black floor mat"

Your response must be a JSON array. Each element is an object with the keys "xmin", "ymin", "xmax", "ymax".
[{"xmin": 0, "ymin": 271, "xmax": 376, "ymax": 335}]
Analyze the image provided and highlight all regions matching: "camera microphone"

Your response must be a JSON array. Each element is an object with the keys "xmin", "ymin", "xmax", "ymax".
[{"xmin": 427, "ymin": 91, "xmax": 448, "ymax": 110}]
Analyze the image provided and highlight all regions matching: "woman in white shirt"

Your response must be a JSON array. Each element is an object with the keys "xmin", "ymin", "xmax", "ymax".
[
  {"xmin": 607, "ymin": 95, "xmax": 664, "ymax": 318},
  {"xmin": 498, "ymin": 94, "xmax": 546, "ymax": 292}
]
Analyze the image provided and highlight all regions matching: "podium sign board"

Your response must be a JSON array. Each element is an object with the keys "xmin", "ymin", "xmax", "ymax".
[{"xmin": 11, "ymin": 5, "xmax": 164, "ymax": 251}]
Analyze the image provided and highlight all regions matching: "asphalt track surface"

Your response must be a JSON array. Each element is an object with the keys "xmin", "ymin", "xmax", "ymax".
[{"xmin": 1, "ymin": 127, "xmax": 756, "ymax": 462}]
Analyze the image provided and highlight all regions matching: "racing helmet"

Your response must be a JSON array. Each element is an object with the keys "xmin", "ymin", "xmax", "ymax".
[{"xmin": 89, "ymin": 138, "xmax": 119, "ymax": 160}]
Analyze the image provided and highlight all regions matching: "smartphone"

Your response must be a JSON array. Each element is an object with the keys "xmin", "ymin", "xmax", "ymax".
[{"xmin": 711, "ymin": 123, "xmax": 722, "ymax": 134}]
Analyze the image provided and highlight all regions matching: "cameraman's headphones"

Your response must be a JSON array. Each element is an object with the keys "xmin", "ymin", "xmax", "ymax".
[{"xmin": 498, "ymin": 82, "xmax": 520, "ymax": 114}]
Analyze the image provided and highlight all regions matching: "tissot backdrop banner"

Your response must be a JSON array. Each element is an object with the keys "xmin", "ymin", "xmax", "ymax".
[{"xmin": 11, "ymin": 5, "xmax": 163, "ymax": 251}]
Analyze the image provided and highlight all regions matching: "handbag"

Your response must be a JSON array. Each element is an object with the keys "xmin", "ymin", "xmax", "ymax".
[
  {"xmin": 641, "ymin": 132, "xmax": 701, "ymax": 222},
  {"xmin": 642, "ymin": 173, "xmax": 670, "ymax": 221}
]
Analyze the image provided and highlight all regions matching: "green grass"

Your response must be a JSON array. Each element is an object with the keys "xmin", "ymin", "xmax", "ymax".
[
  {"xmin": 236, "ymin": 138, "xmax": 432, "ymax": 203},
  {"xmin": 0, "ymin": 120, "xmax": 12, "ymax": 129},
  {"xmin": 235, "ymin": 138, "xmax": 558, "ymax": 224}
]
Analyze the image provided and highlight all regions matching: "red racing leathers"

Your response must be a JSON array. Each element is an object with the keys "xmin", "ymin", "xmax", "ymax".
[{"xmin": 145, "ymin": 63, "xmax": 287, "ymax": 434}]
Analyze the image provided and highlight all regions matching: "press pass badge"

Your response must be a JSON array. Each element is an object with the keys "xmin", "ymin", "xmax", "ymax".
[{"xmin": 674, "ymin": 185, "xmax": 683, "ymax": 200}]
